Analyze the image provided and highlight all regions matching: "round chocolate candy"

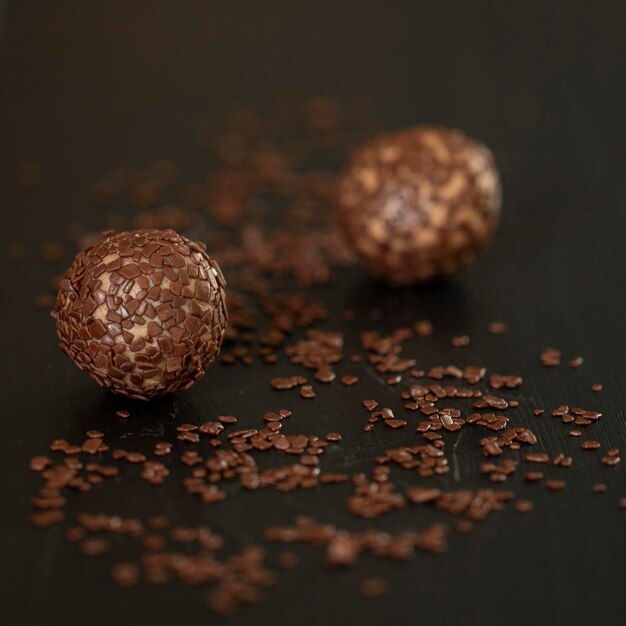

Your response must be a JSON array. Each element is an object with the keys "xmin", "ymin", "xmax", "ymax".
[
  {"xmin": 54, "ymin": 229, "xmax": 227, "ymax": 400},
  {"xmin": 338, "ymin": 126, "xmax": 501, "ymax": 284}
]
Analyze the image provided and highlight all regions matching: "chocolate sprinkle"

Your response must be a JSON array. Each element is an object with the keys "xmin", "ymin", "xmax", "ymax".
[{"xmin": 515, "ymin": 499, "xmax": 534, "ymax": 513}]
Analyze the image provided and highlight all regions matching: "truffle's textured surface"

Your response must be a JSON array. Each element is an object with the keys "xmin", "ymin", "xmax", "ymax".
[
  {"xmin": 338, "ymin": 126, "xmax": 501, "ymax": 284},
  {"xmin": 55, "ymin": 229, "xmax": 227, "ymax": 399}
]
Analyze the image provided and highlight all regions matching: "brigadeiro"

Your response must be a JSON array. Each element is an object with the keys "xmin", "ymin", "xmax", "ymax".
[
  {"xmin": 338, "ymin": 126, "xmax": 501, "ymax": 284},
  {"xmin": 54, "ymin": 229, "xmax": 227, "ymax": 400}
]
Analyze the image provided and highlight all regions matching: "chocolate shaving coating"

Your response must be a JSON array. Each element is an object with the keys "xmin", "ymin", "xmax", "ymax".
[
  {"xmin": 338, "ymin": 126, "xmax": 501, "ymax": 284},
  {"xmin": 54, "ymin": 229, "xmax": 227, "ymax": 399}
]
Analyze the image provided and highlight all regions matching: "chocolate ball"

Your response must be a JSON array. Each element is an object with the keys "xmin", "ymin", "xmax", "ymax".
[
  {"xmin": 55, "ymin": 229, "xmax": 227, "ymax": 400},
  {"xmin": 338, "ymin": 126, "xmax": 501, "ymax": 284}
]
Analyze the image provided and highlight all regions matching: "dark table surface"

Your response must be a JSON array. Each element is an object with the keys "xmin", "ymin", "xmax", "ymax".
[{"xmin": 1, "ymin": 2, "xmax": 625, "ymax": 625}]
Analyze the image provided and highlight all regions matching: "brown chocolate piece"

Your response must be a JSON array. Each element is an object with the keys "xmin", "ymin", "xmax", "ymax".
[
  {"xmin": 545, "ymin": 479, "xmax": 566, "ymax": 491},
  {"xmin": 581, "ymin": 440, "xmax": 601, "ymax": 450},
  {"xmin": 515, "ymin": 500, "xmax": 534, "ymax": 513},
  {"xmin": 270, "ymin": 376, "xmax": 306, "ymax": 390},
  {"xmin": 540, "ymin": 347, "xmax": 561, "ymax": 366},
  {"xmin": 340, "ymin": 374, "xmax": 358, "ymax": 386},
  {"xmin": 338, "ymin": 126, "xmax": 501, "ymax": 284},
  {"xmin": 487, "ymin": 321, "xmax": 507, "ymax": 334},
  {"xmin": 111, "ymin": 562, "xmax": 140, "ymax": 587},
  {"xmin": 54, "ymin": 229, "xmax": 227, "ymax": 399}
]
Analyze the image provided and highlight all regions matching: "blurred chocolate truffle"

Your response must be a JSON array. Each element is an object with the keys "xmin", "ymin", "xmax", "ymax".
[
  {"xmin": 55, "ymin": 229, "xmax": 227, "ymax": 400},
  {"xmin": 338, "ymin": 126, "xmax": 501, "ymax": 284}
]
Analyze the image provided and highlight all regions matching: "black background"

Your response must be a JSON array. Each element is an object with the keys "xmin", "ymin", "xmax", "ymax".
[{"xmin": 1, "ymin": 2, "xmax": 625, "ymax": 625}]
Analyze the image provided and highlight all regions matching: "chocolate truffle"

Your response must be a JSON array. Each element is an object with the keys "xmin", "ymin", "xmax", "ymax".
[
  {"xmin": 338, "ymin": 126, "xmax": 501, "ymax": 284},
  {"xmin": 54, "ymin": 229, "xmax": 227, "ymax": 400}
]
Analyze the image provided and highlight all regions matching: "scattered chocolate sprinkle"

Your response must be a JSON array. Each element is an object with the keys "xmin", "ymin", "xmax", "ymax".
[
  {"xmin": 515, "ymin": 500, "xmax": 534, "ymax": 513},
  {"xmin": 65, "ymin": 526, "xmax": 86, "ymax": 543},
  {"xmin": 488, "ymin": 374, "xmax": 523, "ymax": 389},
  {"xmin": 111, "ymin": 562, "xmax": 140, "ymax": 587},
  {"xmin": 314, "ymin": 367, "xmax": 336, "ymax": 383},
  {"xmin": 601, "ymin": 454, "xmax": 620, "ymax": 467},
  {"xmin": 340, "ymin": 376, "xmax": 356, "ymax": 390},
  {"xmin": 524, "ymin": 471, "xmax": 544, "ymax": 482},
  {"xmin": 360, "ymin": 578, "xmax": 387, "ymax": 597},
  {"xmin": 415, "ymin": 320, "xmax": 433, "ymax": 336},
  {"xmin": 80, "ymin": 537, "xmax": 112, "ymax": 556},
  {"xmin": 451, "ymin": 335, "xmax": 470, "ymax": 347},
  {"xmin": 406, "ymin": 487, "xmax": 442, "ymax": 504},
  {"xmin": 591, "ymin": 384, "xmax": 603, "ymax": 392},
  {"xmin": 178, "ymin": 431, "xmax": 200, "ymax": 444},
  {"xmin": 383, "ymin": 418, "xmax": 406, "ymax": 429},
  {"xmin": 30, "ymin": 456, "xmax": 52, "ymax": 471},
  {"xmin": 116, "ymin": 410, "xmax": 130, "ymax": 418},
  {"xmin": 592, "ymin": 483, "xmax": 607, "ymax": 494},
  {"xmin": 31, "ymin": 510, "xmax": 64, "ymax": 528},
  {"xmin": 153, "ymin": 442, "xmax": 172, "ymax": 457},
  {"xmin": 540, "ymin": 347, "xmax": 561, "ymax": 367},
  {"xmin": 199, "ymin": 422, "xmax": 223, "ymax": 436},
  {"xmin": 300, "ymin": 385, "xmax": 316, "ymax": 398},
  {"xmin": 126, "ymin": 452, "xmax": 146, "ymax": 463},
  {"xmin": 177, "ymin": 423, "xmax": 198, "ymax": 432},
  {"xmin": 525, "ymin": 453, "xmax": 549, "ymax": 463},
  {"xmin": 552, "ymin": 453, "xmax": 573, "ymax": 467},
  {"xmin": 581, "ymin": 440, "xmax": 601, "ymax": 450},
  {"xmin": 545, "ymin": 479, "xmax": 565, "ymax": 491},
  {"xmin": 82, "ymin": 438, "xmax": 103, "ymax": 455},
  {"xmin": 271, "ymin": 376, "xmax": 306, "ymax": 390},
  {"xmin": 487, "ymin": 321, "xmax": 507, "ymax": 334}
]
